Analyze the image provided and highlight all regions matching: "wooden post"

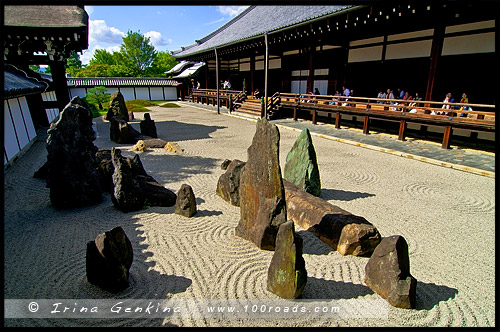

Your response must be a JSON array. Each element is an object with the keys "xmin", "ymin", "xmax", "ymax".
[
  {"xmin": 215, "ymin": 48, "xmax": 220, "ymax": 114},
  {"xmin": 307, "ymin": 45, "xmax": 314, "ymax": 94},
  {"xmin": 264, "ymin": 33, "xmax": 269, "ymax": 119},
  {"xmin": 335, "ymin": 112, "xmax": 341, "ymax": 129},
  {"xmin": 398, "ymin": 120, "xmax": 407, "ymax": 141},
  {"xmin": 293, "ymin": 106, "xmax": 297, "ymax": 121},
  {"xmin": 49, "ymin": 61, "xmax": 70, "ymax": 111},
  {"xmin": 425, "ymin": 18, "xmax": 445, "ymax": 102},
  {"xmin": 312, "ymin": 109, "xmax": 317, "ymax": 125},
  {"xmin": 442, "ymin": 125, "xmax": 452, "ymax": 149},
  {"xmin": 363, "ymin": 116, "xmax": 370, "ymax": 135}
]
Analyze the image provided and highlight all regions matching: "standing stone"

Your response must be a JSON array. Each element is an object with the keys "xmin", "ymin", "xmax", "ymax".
[
  {"xmin": 46, "ymin": 97, "xmax": 102, "ymax": 209},
  {"xmin": 267, "ymin": 221, "xmax": 307, "ymax": 299},
  {"xmin": 105, "ymin": 91, "xmax": 129, "ymax": 121},
  {"xmin": 86, "ymin": 226, "xmax": 133, "ymax": 293},
  {"xmin": 284, "ymin": 128, "xmax": 321, "ymax": 197},
  {"xmin": 95, "ymin": 149, "xmax": 114, "ymax": 193},
  {"xmin": 111, "ymin": 148, "xmax": 176, "ymax": 212},
  {"xmin": 216, "ymin": 159, "xmax": 246, "ymax": 206},
  {"xmin": 140, "ymin": 113, "xmax": 157, "ymax": 138},
  {"xmin": 109, "ymin": 116, "xmax": 142, "ymax": 144},
  {"xmin": 235, "ymin": 118, "xmax": 287, "ymax": 250},
  {"xmin": 175, "ymin": 184, "xmax": 197, "ymax": 217},
  {"xmin": 364, "ymin": 235, "xmax": 417, "ymax": 309}
]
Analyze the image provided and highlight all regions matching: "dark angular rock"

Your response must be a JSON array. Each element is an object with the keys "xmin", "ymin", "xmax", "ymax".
[
  {"xmin": 284, "ymin": 128, "xmax": 321, "ymax": 197},
  {"xmin": 105, "ymin": 91, "xmax": 129, "ymax": 122},
  {"xmin": 235, "ymin": 118, "xmax": 287, "ymax": 250},
  {"xmin": 221, "ymin": 159, "xmax": 232, "ymax": 170},
  {"xmin": 86, "ymin": 226, "xmax": 133, "ymax": 293},
  {"xmin": 109, "ymin": 116, "xmax": 143, "ymax": 144},
  {"xmin": 364, "ymin": 235, "xmax": 417, "ymax": 309},
  {"xmin": 142, "ymin": 138, "xmax": 168, "ymax": 148},
  {"xmin": 216, "ymin": 159, "xmax": 246, "ymax": 206},
  {"xmin": 175, "ymin": 184, "xmax": 197, "ymax": 217},
  {"xmin": 95, "ymin": 149, "xmax": 114, "ymax": 193},
  {"xmin": 267, "ymin": 221, "xmax": 307, "ymax": 299},
  {"xmin": 111, "ymin": 148, "xmax": 176, "ymax": 212},
  {"xmin": 46, "ymin": 97, "xmax": 102, "ymax": 209},
  {"xmin": 284, "ymin": 180, "xmax": 381, "ymax": 256},
  {"xmin": 140, "ymin": 113, "xmax": 157, "ymax": 138}
]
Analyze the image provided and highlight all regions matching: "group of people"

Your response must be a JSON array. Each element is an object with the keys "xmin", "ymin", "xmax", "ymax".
[{"xmin": 376, "ymin": 89, "xmax": 470, "ymax": 117}]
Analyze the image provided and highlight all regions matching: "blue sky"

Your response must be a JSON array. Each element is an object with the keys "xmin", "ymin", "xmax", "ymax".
[{"xmin": 81, "ymin": 5, "xmax": 248, "ymax": 64}]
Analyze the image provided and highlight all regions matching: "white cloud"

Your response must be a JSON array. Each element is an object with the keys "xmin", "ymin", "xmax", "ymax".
[
  {"xmin": 89, "ymin": 20, "xmax": 126, "ymax": 45},
  {"xmin": 217, "ymin": 6, "xmax": 248, "ymax": 18},
  {"xmin": 144, "ymin": 31, "xmax": 172, "ymax": 48}
]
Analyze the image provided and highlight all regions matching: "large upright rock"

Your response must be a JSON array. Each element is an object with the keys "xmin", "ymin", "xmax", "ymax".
[
  {"xmin": 140, "ymin": 113, "xmax": 157, "ymax": 138},
  {"xmin": 364, "ymin": 235, "xmax": 417, "ymax": 309},
  {"xmin": 109, "ymin": 116, "xmax": 142, "ymax": 144},
  {"xmin": 111, "ymin": 148, "xmax": 176, "ymax": 212},
  {"xmin": 267, "ymin": 221, "xmax": 307, "ymax": 299},
  {"xmin": 105, "ymin": 91, "xmax": 129, "ymax": 121},
  {"xmin": 284, "ymin": 128, "xmax": 321, "ymax": 197},
  {"xmin": 235, "ymin": 118, "xmax": 287, "ymax": 250},
  {"xmin": 216, "ymin": 159, "xmax": 246, "ymax": 206},
  {"xmin": 86, "ymin": 226, "xmax": 133, "ymax": 293},
  {"xmin": 95, "ymin": 149, "xmax": 114, "ymax": 193},
  {"xmin": 46, "ymin": 97, "xmax": 102, "ymax": 209},
  {"xmin": 284, "ymin": 180, "xmax": 380, "ymax": 256}
]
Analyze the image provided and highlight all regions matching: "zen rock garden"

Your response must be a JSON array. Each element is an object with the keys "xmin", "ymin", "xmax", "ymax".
[
  {"xmin": 217, "ymin": 121, "xmax": 417, "ymax": 306},
  {"xmin": 37, "ymin": 97, "xmax": 417, "ymax": 306}
]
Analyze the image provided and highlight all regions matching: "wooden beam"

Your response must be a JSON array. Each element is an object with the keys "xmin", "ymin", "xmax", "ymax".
[
  {"xmin": 425, "ymin": 16, "xmax": 445, "ymax": 102},
  {"xmin": 264, "ymin": 33, "xmax": 269, "ymax": 118},
  {"xmin": 48, "ymin": 61, "xmax": 70, "ymax": 111},
  {"xmin": 215, "ymin": 48, "xmax": 220, "ymax": 114}
]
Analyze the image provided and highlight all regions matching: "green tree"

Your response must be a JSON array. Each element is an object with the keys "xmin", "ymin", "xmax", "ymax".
[
  {"xmin": 145, "ymin": 51, "xmax": 178, "ymax": 77},
  {"xmin": 29, "ymin": 64, "xmax": 41, "ymax": 73},
  {"xmin": 117, "ymin": 30, "xmax": 157, "ymax": 77},
  {"xmin": 85, "ymin": 86, "xmax": 111, "ymax": 110},
  {"xmin": 66, "ymin": 51, "xmax": 82, "ymax": 76},
  {"xmin": 75, "ymin": 64, "xmax": 112, "ymax": 77},
  {"xmin": 89, "ymin": 49, "xmax": 116, "ymax": 66}
]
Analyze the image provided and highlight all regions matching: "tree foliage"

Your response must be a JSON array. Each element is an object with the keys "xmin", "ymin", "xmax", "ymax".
[
  {"xmin": 85, "ymin": 86, "xmax": 111, "ymax": 110},
  {"xmin": 73, "ymin": 30, "xmax": 178, "ymax": 77}
]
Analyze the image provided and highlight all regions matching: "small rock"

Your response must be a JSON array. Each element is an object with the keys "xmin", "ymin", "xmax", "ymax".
[
  {"xmin": 132, "ymin": 140, "xmax": 147, "ymax": 152},
  {"xmin": 216, "ymin": 159, "xmax": 246, "ymax": 206},
  {"xmin": 142, "ymin": 138, "xmax": 168, "ymax": 148},
  {"xmin": 364, "ymin": 235, "xmax": 417, "ymax": 309},
  {"xmin": 86, "ymin": 226, "xmax": 133, "ymax": 293},
  {"xmin": 175, "ymin": 184, "xmax": 197, "ymax": 217},
  {"xmin": 164, "ymin": 142, "xmax": 183, "ymax": 153},
  {"xmin": 337, "ymin": 223, "xmax": 381, "ymax": 256},
  {"xmin": 267, "ymin": 221, "xmax": 307, "ymax": 299}
]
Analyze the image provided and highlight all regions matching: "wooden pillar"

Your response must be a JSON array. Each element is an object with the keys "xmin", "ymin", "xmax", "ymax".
[
  {"xmin": 293, "ymin": 106, "xmax": 298, "ymax": 121},
  {"xmin": 307, "ymin": 46, "xmax": 314, "ymax": 94},
  {"xmin": 363, "ymin": 116, "xmax": 370, "ymax": 135},
  {"xmin": 264, "ymin": 33, "xmax": 269, "ymax": 118},
  {"xmin": 250, "ymin": 55, "xmax": 255, "ymax": 95},
  {"xmin": 312, "ymin": 109, "xmax": 317, "ymax": 125},
  {"xmin": 442, "ymin": 125, "xmax": 452, "ymax": 149},
  {"xmin": 49, "ymin": 61, "xmax": 70, "ymax": 111},
  {"xmin": 425, "ymin": 19, "xmax": 445, "ymax": 102},
  {"xmin": 398, "ymin": 120, "xmax": 407, "ymax": 141},
  {"xmin": 215, "ymin": 48, "xmax": 220, "ymax": 114},
  {"xmin": 335, "ymin": 112, "xmax": 341, "ymax": 129}
]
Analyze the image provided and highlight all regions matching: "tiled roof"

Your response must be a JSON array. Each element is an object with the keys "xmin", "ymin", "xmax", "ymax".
[
  {"xmin": 66, "ymin": 77, "xmax": 181, "ymax": 87},
  {"xmin": 4, "ymin": 70, "xmax": 48, "ymax": 99},
  {"xmin": 4, "ymin": 6, "xmax": 88, "ymax": 28},
  {"xmin": 173, "ymin": 5, "xmax": 353, "ymax": 58}
]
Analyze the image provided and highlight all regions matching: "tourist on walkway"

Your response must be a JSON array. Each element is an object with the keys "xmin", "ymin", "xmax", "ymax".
[
  {"xmin": 377, "ymin": 90, "xmax": 386, "ymax": 103},
  {"xmin": 314, "ymin": 88, "xmax": 320, "ymax": 95},
  {"xmin": 459, "ymin": 92, "xmax": 469, "ymax": 117}
]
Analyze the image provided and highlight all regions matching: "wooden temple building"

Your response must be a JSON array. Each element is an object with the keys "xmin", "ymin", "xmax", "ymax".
[{"xmin": 172, "ymin": 2, "xmax": 496, "ymax": 105}]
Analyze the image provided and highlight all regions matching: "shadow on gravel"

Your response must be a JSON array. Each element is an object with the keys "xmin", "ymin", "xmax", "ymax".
[
  {"xmin": 320, "ymin": 188, "xmax": 375, "ymax": 202},
  {"xmin": 415, "ymin": 282, "xmax": 458, "ymax": 310}
]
